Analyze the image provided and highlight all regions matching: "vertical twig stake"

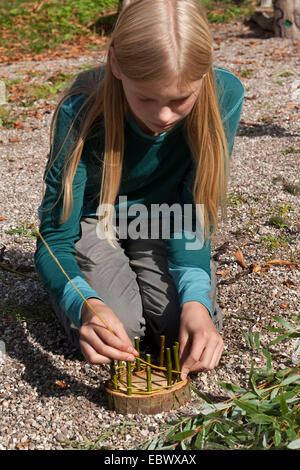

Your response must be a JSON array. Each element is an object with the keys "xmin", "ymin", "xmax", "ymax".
[
  {"xmin": 173, "ymin": 342, "xmax": 180, "ymax": 382},
  {"xmin": 134, "ymin": 336, "xmax": 141, "ymax": 372},
  {"xmin": 110, "ymin": 360, "xmax": 118, "ymax": 390},
  {"xmin": 166, "ymin": 348, "xmax": 172, "ymax": 386},
  {"xmin": 159, "ymin": 335, "xmax": 165, "ymax": 367},
  {"xmin": 146, "ymin": 354, "xmax": 152, "ymax": 393},
  {"xmin": 127, "ymin": 361, "xmax": 132, "ymax": 396}
]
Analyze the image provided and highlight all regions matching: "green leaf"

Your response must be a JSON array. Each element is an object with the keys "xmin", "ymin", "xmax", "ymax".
[
  {"xmin": 268, "ymin": 333, "xmax": 294, "ymax": 346},
  {"xmin": 273, "ymin": 316, "xmax": 295, "ymax": 331},
  {"xmin": 249, "ymin": 362, "xmax": 264, "ymax": 396},
  {"xmin": 274, "ymin": 429, "xmax": 281, "ymax": 447},
  {"xmin": 262, "ymin": 348, "xmax": 273, "ymax": 374},
  {"xmin": 171, "ymin": 430, "xmax": 195, "ymax": 441},
  {"xmin": 264, "ymin": 326, "xmax": 286, "ymax": 334},
  {"xmin": 190, "ymin": 386, "xmax": 213, "ymax": 403},
  {"xmin": 287, "ymin": 439, "xmax": 300, "ymax": 449},
  {"xmin": 146, "ymin": 436, "xmax": 158, "ymax": 450},
  {"xmin": 194, "ymin": 428, "xmax": 205, "ymax": 450},
  {"xmin": 254, "ymin": 331, "xmax": 261, "ymax": 350},
  {"xmin": 250, "ymin": 413, "xmax": 274, "ymax": 424},
  {"xmin": 280, "ymin": 390, "xmax": 289, "ymax": 415},
  {"xmin": 234, "ymin": 399, "xmax": 258, "ymax": 415},
  {"xmin": 216, "ymin": 381, "xmax": 247, "ymax": 394},
  {"xmin": 281, "ymin": 374, "xmax": 300, "ymax": 387}
]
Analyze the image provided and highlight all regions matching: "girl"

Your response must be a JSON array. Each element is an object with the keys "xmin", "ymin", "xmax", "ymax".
[{"xmin": 34, "ymin": 0, "xmax": 244, "ymax": 381}]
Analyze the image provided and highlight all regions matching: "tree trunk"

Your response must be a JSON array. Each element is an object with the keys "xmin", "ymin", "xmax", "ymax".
[{"xmin": 273, "ymin": 0, "xmax": 300, "ymax": 41}]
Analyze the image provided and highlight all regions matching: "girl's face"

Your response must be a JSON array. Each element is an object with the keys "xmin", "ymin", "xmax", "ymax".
[{"xmin": 110, "ymin": 48, "xmax": 203, "ymax": 136}]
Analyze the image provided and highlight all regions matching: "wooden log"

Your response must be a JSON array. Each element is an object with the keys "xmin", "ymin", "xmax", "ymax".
[
  {"xmin": 105, "ymin": 369, "xmax": 191, "ymax": 415},
  {"xmin": 274, "ymin": 0, "xmax": 300, "ymax": 41}
]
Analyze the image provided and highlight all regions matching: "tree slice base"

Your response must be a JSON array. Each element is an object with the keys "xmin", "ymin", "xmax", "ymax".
[{"xmin": 105, "ymin": 369, "xmax": 191, "ymax": 415}]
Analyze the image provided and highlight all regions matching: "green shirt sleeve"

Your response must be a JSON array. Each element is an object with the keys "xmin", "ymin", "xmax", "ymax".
[{"xmin": 34, "ymin": 94, "xmax": 105, "ymax": 328}]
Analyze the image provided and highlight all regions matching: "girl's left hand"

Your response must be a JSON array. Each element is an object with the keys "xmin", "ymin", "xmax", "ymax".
[{"xmin": 179, "ymin": 301, "xmax": 224, "ymax": 380}]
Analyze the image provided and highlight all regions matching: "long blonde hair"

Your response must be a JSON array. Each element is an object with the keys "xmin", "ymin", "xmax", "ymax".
[{"xmin": 46, "ymin": 0, "xmax": 229, "ymax": 247}]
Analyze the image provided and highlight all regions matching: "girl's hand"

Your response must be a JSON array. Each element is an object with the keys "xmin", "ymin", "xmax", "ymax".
[
  {"xmin": 179, "ymin": 301, "xmax": 224, "ymax": 380},
  {"xmin": 79, "ymin": 298, "xmax": 139, "ymax": 364}
]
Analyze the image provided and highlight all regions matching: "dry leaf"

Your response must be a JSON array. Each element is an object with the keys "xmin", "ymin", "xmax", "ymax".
[
  {"xmin": 267, "ymin": 259, "xmax": 296, "ymax": 266},
  {"xmin": 12, "ymin": 119, "xmax": 24, "ymax": 129},
  {"xmin": 279, "ymin": 304, "xmax": 289, "ymax": 309},
  {"xmin": 216, "ymin": 269, "xmax": 229, "ymax": 276},
  {"xmin": 233, "ymin": 248, "xmax": 247, "ymax": 269},
  {"xmin": 9, "ymin": 137, "xmax": 20, "ymax": 143},
  {"xmin": 0, "ymin": 217, "xmax": 6, "ymax": 221},
  {"xmin": 252, "ymin": 263, "xmax": 262, "ymax": 273},
  {"xmin": 16, "ymin": 441, "xmax": 29, "ymax": 449},
  {"xmin": 55, "ymin": 380, "xmax": 69, "ymax": 388},
  {"xmin": 282, "ymin": 279, "xmax": 297, "ymax": 288}
]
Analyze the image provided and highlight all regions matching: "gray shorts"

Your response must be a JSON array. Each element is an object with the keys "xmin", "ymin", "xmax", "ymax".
[{"xmin": 50, "ymin": 217, "xmax": 222, "ymax": 352}]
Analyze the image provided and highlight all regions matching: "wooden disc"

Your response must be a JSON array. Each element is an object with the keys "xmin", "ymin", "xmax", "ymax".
[{"xmin": 105, "ymin": 368, "xmax": 191, "ymax": 415}]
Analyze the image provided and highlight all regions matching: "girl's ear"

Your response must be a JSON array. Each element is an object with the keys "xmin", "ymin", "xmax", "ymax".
[{"xmin": 109, "ymin": 46, "xmax": 122, "ymax": 80}]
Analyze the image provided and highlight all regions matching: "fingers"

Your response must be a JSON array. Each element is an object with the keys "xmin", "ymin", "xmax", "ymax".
[
  {"xmin": 180, "ymin": 333, "xmax": 224, "ymax": 380},
  {"xmin": 80, "ymin": 328, "xmax": 137, "ymax": 364},
  {"xmin": 79, "ymin": 313, "xmax": 139, "ymax": 365}
]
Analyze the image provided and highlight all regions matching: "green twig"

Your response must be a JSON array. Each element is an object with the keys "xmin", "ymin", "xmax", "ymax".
[
  {"xmin": 135, "ymin": 336, "xmax": 141, "ymax": 372},
  {"xmin": 173, "ymin": 342, "xmax": 180, "ymax": 382},
  {"xmin": 146, "ymin": 354, "xmax": 151, "ymax": 393},
  {"xmin": 127, "ymin": 361, "xmax": 132, "ymax": 396},
  {"xmin": 0, "ymin": 262, "xmax": 40, "ymax": 282},
  {"xmin": 166, "ymin": 348, "xmax": 172, "ymax": 386},
  {"xmin": 159, "ymin": 335, "xmax": 165, "ymax": 367},
  {"xmin": 110, "ymin": 360, "xmax": 118, "ymax": 391}
]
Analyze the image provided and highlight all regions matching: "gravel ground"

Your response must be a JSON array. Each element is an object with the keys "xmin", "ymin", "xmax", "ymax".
[{"xmin": 0, "ymin": 22, "xmax": 299, "ymax": 450}]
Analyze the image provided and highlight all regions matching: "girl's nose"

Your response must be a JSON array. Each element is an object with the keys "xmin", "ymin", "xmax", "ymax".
[{"xmin": 156, "ymin": 106, "xmax": 172, "ymax": 125}]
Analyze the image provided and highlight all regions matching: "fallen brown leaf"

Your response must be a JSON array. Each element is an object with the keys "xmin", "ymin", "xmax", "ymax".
[
  {"xmin": 267, "ymin": 259, "xmax": 297, "ymax": 266},
  {"xmin": 252, "ymin": 263, "xmax": 262, "ymax": 273},
  {"xmin": 55, "ymin": 380, "xmax": 69, "ymax": 388},
  {"xmin": 12, "ymin": 119, "xmax": 24, "ymax": 129},
  {"xmin": 0, "ymin": 217, "xmax": 6, "ymax": 221},
  {"xmin": 233, "ymin": 248, "xmax": 247, "ymax": 269},
  {"xmin": 216, "ymin": 269, "xmax": 229, "ymax": 276},
  {"xmin": 16, "ymin": 441, "xmax": 29, "ymax": 449},
  {"xmin": 281, "ymin": 279, "xmax": 297, "ymax": 288},
  {"xmin": 279, "ymin": 304, "xmax": 290, "ymax": 309},
  {"xmin": 9, "ymin": 137, "xmax": 20, "ymax": 143}
]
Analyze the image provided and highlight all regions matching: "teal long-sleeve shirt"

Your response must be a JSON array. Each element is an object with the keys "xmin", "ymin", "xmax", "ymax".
[{"xmin": 34, "ymin": 67, "xmax": 244, "ymax": 328}]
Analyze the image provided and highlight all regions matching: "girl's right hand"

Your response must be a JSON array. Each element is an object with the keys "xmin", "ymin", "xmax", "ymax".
[{"xmin": 79, "ymin": 298, "xmax": 139, "ymax": 364}]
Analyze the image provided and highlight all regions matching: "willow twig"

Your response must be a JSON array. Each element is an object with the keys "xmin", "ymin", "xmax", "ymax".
[
  {"xmin": 159, "ymin": 335, "xmax": 165, "ymax": 367},
  {"xmin": 146, "ymin": 354, "xmax": 151, "ymax": 393},
  {"xmin": 135, "ymin": 336, "xmax": 141, "ymax": 372},
  {"xmin": 127, "ymin": 361, "xmax": 132, "ymax": 396},
  {"xmin": 166, "ymin": 348, "xmax": 172, "ymax": 386}
]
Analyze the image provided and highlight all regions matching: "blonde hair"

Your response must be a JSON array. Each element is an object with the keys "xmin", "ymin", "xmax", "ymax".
[{"xmin": 46, "ymin": 0, "xmax": 229, "ymax": 247}]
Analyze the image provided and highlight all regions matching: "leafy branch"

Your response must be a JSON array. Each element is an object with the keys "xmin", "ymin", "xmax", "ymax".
[{"xmin": 145, "ymin": 317, "xmax": 300, "ymax": 450}]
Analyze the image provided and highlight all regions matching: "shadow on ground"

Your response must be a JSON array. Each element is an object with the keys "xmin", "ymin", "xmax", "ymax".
[{"xmin": 0, "ymin": 246, "xmax": 109, "ymax": 407}]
